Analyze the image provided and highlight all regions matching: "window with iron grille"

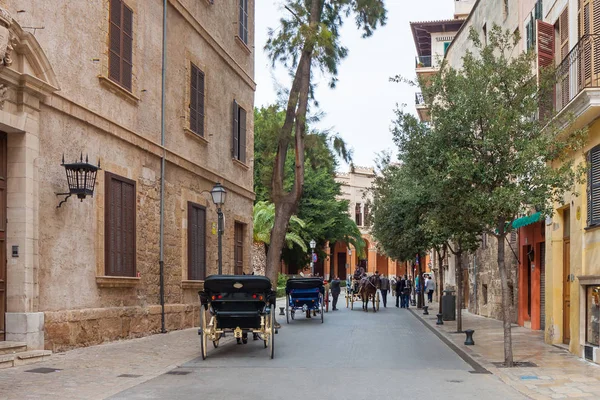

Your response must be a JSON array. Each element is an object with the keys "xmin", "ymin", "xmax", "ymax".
[
  {"xmin": 105, "ymin": 172, "xmax": 136, "ymax": 277},
  {"xmin": 190, "ymin": 63, "xmax": 205, "ymax": 137},
  {"xmin": 587, "ymin": 145, "xmax": 600, "ymax": 227},
  {"xmin": 109, "ymin": 0, "xmax": 133, "ymax": 91},
  {"xmin": 232, "ymin": 100, "xmax": 247, "ymax": 163},
  {"xmin": 239, "ymin": 0, "xmax": 249, "ymax": 44},
  {"xmin": 188, "ymin": 202, "xmax": 206, "ymax": 280}
]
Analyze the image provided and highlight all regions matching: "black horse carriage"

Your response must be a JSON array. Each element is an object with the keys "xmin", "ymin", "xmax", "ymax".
[
  {"xmin": 285, "ymin": 277, "xmax": 325, "ymax": 323},
  {"xmin": 198, "ymin": 275, "xmax": 276, "ymax": 359}
]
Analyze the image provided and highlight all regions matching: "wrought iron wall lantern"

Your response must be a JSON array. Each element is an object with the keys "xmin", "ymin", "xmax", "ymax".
[{"xmin": 56, "ymin": 153, "xmax": 101, "ymax": 208}]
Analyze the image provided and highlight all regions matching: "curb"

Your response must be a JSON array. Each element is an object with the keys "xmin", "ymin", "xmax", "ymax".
[{"xmin": 407, "ymin": 308, "xmax": 491, "ymax": 375}]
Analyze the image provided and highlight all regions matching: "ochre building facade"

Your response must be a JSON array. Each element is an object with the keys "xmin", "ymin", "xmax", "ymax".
[{"xmin": 0, "ymin": 0, "xmax": 255, "ymax": 351}]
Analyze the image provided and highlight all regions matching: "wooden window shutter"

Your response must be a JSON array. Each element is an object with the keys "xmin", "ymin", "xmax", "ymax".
[
  {"xmin": 537, "ymin": 20, "xmax": 555, "ymax": 120},
  {"xmin": 121, "ymin": 4, "xmax": 133, "ymax": 91},
  {"xmin": 234, "ymin": 222, "xmax": 244, "ymax": 275},
  {"xmin": 239, "ymin": 106, "xmax": 247, "ymax": 163},
  {"xmin": 105, "ymin": 173, "xmax": 136, "ymax": 277},
  {"xmin": 232, "ymin": 100, "xmax": 239, "ymax": 159},
  {"xmin": 190, "ymin": 64, "xmax": 205, "ymax": 136},
  {"xmin": 109, "ymin": 0, "xmax": 133, "ymax": 91},
  {"xmin": 109, "ymin": 0, "xmax": 122, "ymax": 84},
  {"xmin": 588, "ymin": 146, "xmax": 600, "ymax": 226},
  {"xmin": 188, "ymin": 203, "xmax": 206, "ymax": 280}
]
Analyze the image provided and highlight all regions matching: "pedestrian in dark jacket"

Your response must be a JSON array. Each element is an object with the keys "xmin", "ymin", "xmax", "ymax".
[
  {"xmin": 379, "ymin": 275, "xmax": 390, "ymax": 308},
  {"xmin": 396, "ymin": 277, "xmax": 406, "ymax": 308},
  {"xmin": 330, "ymin": 277, "xmax": 341, "ymax": 311}
]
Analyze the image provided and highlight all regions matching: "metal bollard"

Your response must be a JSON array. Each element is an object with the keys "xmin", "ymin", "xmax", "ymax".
[
  {"xmin": 464, "ymin": 329, "xmax": 475, "ymax": 345},
  {"xmin": 423, "ymin": 306, "xmax": 429, "ymax": 315},
  {"xmin": 279, "ymin": 307, "xmax": 285, "ymax": 316},
  {"xmin": 436, "ymin": 313, "xmax": 444, "ymax": 325}
]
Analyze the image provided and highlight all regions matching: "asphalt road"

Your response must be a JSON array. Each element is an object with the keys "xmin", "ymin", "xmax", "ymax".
[{"xmin": 110, "ymin": 298, "xmax": 525, "ymax": 400}]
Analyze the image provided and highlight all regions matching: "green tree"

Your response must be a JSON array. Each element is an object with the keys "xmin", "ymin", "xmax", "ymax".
[
  {"xmin": 254, "ymin": 105, "xmax": 364, "ymax": 272},
  {"xmin": 263, "ymin": 0, "xmax": 386, "ymax": 286},
  {"xmin": 416, "ymin": 26, "xmax": 586, "ymax": 366}
]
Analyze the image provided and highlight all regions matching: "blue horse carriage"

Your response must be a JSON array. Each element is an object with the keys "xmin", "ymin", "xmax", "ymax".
[{"xmin": 285, "ymin": 277, "xmax": 325, "ymax": 323}]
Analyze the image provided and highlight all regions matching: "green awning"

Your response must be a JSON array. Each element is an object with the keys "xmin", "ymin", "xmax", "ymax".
[{"xmin": 511, "ymin": 212, "xmax": 543, "ymax": 230}]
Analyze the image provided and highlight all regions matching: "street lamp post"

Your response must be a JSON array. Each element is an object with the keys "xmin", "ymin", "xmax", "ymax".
[
  {"xmin": 210, "ymin": 182, "xmax": 227, "ymax": 275},
  {"xmin": 310, "ymin": 239, "xmax": 316, "ymax": 276}
]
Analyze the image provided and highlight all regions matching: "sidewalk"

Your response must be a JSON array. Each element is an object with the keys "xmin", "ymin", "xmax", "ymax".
[
  {"xmin": 0, "ymin": 328, "xmax": 212, "ymax": 400},
  {"xmin": 412, "ymin": 302, "xmax": 600, "ymax": 400}
]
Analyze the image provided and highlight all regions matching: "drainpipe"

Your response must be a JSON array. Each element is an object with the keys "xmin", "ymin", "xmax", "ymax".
[{"xmin": 158, "ymin": 0, "xmax": 167, "ymax": 334}]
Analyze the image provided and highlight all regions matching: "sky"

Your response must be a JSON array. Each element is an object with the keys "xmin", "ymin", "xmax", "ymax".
[{"xmin": 254, "ymin": 0, "xmax": 455, "ymax": 171}]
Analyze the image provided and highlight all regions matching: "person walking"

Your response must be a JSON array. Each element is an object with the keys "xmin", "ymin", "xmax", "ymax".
[
  {"xmin": 379, "ymin": 274, "xmax": 390, "ymax": 308},
  {"xmin": 330, "ymin": 276, "xmax": 341, "ymax": 311},
  {"xmin": 402, "ymin": 275, "xmax": 411, "ymax": 309},
  {"xmin": 425, "ymin": 275, "xmax": 436, "ymax": 303},
  {"xmin": 395, "ymin": 276, "xmax": 406, "ymax": 308}
]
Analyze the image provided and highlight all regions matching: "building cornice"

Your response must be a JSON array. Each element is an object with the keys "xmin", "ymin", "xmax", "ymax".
[{"xmin": 45, "ymin": 93, "xmax": 256, "ymax": 201}]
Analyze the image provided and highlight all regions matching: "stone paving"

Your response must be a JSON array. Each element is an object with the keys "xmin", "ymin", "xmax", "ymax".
[
  {"xmin": 0, "ymin": 328, "xmax": 211, "ymax": 400},
  {"xmin": 415, "ymin": 302, "xmax": 600, "ymax": 400}
]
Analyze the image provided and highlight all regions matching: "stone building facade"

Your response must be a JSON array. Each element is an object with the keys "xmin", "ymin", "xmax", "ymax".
[
  {"xmin": 328, "ymin": 167, "xmax": 402, "ymax": 280},
  {"xmin": 0, "ymin": 0, "xmax": 255, "ymax": 352}
]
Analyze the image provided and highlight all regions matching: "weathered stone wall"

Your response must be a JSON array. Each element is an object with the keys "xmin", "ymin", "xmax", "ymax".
[
  {"xmin": 0, "ymin": 0, "xmax": 255, "ymax": 350},
  {"xmin": 467, "ymin": 235, "xmax": 519, "ymax": 323}
]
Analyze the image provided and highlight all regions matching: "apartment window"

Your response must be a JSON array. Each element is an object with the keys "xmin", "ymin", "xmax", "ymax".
[
  {"xmin": 363, "ymin": 203, "xmax": 370, "ymax": 226},
  {"xmin": 534, "ymin": 0, "xmax": 543, "ymax": 20},
  {"xmin": 109, "ymin": 0, "xmax": 133, "ymax": 91},
  {"xmin": 588, "ymin": 145, "xmax": 600, "ymax": 227},
  {"xmin": 190, "ymin": 64, "xmax": 205, "ymax": 137},
  {"xmin": 232, "ymin": 100, "xmax": 247, "ymax": 163},
  {"xmin": 355, "ymin": 203, "xmax": 362, "ymax": 227},
  {"xmin": 443, "ymin": 42, "xmax": 451, "ymax": 56},
  {"xmin": 238, "ymin": 0, "xmax": 249, "ymax": 44},
  {"xmin": 234, "ymin": 222, "xmax": 245, "ymax": 275},
  {"xmin": 105, "ymin": 173, "xmax": 136, "ymax": 277},
  {"xmin": 188, "ymin": 202, "xmax": 206, "ymax": 280}
]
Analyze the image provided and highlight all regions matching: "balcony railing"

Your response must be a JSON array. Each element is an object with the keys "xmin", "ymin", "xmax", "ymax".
[
  {"xmin": 556, "ymin": 34, "xmax": 600, "ymax": 112},
  {"xmin": 415, "ymin": 55, "xmax": 432, "ymax": 68},
  {"xmin": 415, "ymin": 92, "xmax": 425, "ymax": 105}
]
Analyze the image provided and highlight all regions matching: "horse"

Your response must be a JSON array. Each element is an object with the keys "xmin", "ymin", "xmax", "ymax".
[{"xmin": 359, "ymin": 274, "xmax": 381, "ymax": 312}]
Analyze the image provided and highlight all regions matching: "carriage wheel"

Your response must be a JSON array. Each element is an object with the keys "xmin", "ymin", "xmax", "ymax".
[
  {"xmin": 285, "ymin": 295, "xmax": 290, "ymax": 324},
  {"xmin": 199, "ymin": 306, "xmax": 208, "ymax": 360},
  {"xmin": 268, "ymin": 307, "xmax": 275, "ymax": 359},
  {"xmin": 320, "ymin": 294, "xmax": 324, "ymax": 323}
]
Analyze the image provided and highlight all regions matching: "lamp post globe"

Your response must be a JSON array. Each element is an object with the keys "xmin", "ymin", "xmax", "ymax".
[
  {"xmin": 309, "ymin": 239, "xmax": 316, "ymax": 277},
  {"xmin": 210, "ymin": 182, "xmax": 226, "ymax": 275},
  {"xmin": 310, "ymin": 239, "xmax": 316, "ymax": 250}
]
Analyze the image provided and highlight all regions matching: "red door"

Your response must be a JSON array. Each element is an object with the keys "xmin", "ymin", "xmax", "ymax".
[{"xmin": 0, "ymin": 133, "xmax": 7, "ymax": 341}]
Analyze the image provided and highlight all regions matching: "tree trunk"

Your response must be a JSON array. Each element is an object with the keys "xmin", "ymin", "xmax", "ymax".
[
  {"xmin": 496, "ymin": 219, "xmax": 513, "ymax": 367},
  {"xmin": 455, "ymin": 249, "xmax": 463, "ymax": 333},
  {"xmin": 417, "ymin": 254, "xmax": 423, "ymax": 308},
  {"xmin": 265, "ymin": 202, "xmax": 295, "ymax": 285},
  {"xmin": 437, "ymin": 246, "xmax": 446, "ymax": 315},
  {"xmin": 265, "ymin": 0, "xmax": 324, "ymax": 289}
]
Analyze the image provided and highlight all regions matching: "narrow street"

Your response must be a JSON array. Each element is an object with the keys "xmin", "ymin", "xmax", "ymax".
[{"xmin": 110, "ymin": 300, "xmax": 524, "ymax": 400}]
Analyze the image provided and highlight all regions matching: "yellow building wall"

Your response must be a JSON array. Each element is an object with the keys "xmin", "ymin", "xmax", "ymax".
[{"xmin": 547, "ymin": 119, "xmax": 600, "ymax": 356}]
